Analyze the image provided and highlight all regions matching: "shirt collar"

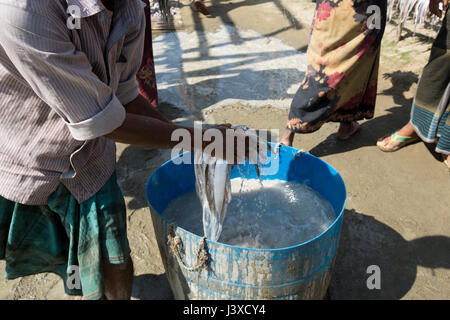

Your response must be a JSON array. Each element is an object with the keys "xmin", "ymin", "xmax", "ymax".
[{"xmin": 66, "ymin": 0, "xmax": 106, "ymax": 18}]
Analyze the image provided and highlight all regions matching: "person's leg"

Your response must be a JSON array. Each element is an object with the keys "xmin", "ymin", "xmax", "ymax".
[
  {"xmin": 394, "ymin": 121, "xmax": 416, "ymax": 136},
  {"xmin": 71, "ymin": 172, "xmax": 132, "ymax": 300},
  {"xmin": 337, "ymin": 121, "xmax": 360, "ymax": 140},
  {"xmin": 94, "ymin": 173, "xmax": 133, "ymax": 300},
  {"xmin": 380, "ymin": 10, "xmax": 449, "ymax": 158},
  {"xmin": 103, "ymin": 256, "xmax": 134, "ymax": 300},
  {"xmin": 280, "ymin": 130, "xmax": 295, "ymax": 147}
]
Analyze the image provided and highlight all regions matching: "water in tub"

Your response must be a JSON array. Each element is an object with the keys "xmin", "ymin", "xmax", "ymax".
[{"xmin": 164, "ymin": 178, "xmax": 336, "ymax": 249}]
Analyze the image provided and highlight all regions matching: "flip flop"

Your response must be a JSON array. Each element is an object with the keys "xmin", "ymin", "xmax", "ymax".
[
  {"xmin": 377, "ymin": 131, "xmax": 420, "ymax": 152},
  {"xmin": 337, "ymin": 122, "xmax": 360, "ymax": 140}
]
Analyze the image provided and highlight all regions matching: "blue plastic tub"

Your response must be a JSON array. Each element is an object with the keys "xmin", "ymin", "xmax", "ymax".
[{"xmin": 146, "ymin": 144, "xmax": 346, "ymax": 299}]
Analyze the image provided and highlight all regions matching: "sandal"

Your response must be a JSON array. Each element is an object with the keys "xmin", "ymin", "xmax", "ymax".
[{"xmin": 377, "ymin": 131, "xmax": 420, "ymax": 152}]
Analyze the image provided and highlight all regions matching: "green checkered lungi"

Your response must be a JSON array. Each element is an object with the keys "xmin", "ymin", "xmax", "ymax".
[{"xmin": 0, "ymin": 172, "xmax": 130, "ymax": 300}]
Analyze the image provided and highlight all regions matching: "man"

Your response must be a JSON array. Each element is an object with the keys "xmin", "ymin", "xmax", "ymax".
[{"xmin": 0, "ymin": 0, "xmax": 233, "ymax": 299}]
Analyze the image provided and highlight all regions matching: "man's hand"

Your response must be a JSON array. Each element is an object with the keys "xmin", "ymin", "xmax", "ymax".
[
  {"xmin": 105, "ymin": 109, "xmax": 268, "ymax": 165},
  {"xmin": 203, "ymin": 125, "xmax": 269, "ymax": 164},
  {"xmin": 429, "ymin": 0, "xmax": 448, "ymax": 18}
]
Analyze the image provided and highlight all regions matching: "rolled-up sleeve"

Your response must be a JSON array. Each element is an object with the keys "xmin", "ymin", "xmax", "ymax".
[
  {"xmin": 0, "ymin": 5, "xmax": 126, "ymax": 141},
  {"xmin": 115, "ymin": 8, "xmax": 146, "ymax": 106}
]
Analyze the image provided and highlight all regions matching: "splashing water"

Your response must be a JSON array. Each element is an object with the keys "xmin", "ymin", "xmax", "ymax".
[
  {"xmin": 193, "ymin": 126, "xmax": 267, "ymax": 242},
  {"xmin": 194, "ymin": 152, "xmax": 232, "ymax": 242}
]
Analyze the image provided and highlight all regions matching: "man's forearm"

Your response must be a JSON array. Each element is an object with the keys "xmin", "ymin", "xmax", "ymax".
[
  {"xmin": 105, "ymin": 112, "xmax": 192, "ymax": 149},
  {"xmin": 124, "ymin": 94, "xmax": 171, "ymax": 123}
]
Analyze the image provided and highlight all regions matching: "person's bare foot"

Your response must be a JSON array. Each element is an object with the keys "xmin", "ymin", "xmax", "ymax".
[
  {"xmin": 337, "ymin": 121, "xmax": 360, "ymax": 140},
  {"xmin": 444, "ymin": 154, "xmax": 450, "ymax": 170},
  {"xmin": 280, "ymin": 130, "xmax": 295, "ymax": 147},
  {"xmin": 377, "ymin": 122, "xmax": 418, "ymax": 150}
]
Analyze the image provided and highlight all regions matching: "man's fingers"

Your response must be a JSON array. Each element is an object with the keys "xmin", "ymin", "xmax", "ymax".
[{"xmin": 205, "ymin": 125, "xmax": 269, "ymax": 164}]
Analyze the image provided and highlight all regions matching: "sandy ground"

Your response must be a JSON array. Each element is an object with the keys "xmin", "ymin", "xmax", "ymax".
[{"xmin": 1, "ymin": 0, "xmax": 449, "ymax": 300}]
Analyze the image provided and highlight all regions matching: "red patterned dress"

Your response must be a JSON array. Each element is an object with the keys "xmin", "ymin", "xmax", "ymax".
[
  {"xmin": 137, "ymin": 0, "xmax": 159, "ymax": 107},
  {"xmin": 287, "ymin": 0, "xmax": 387, "ymax": 133}
]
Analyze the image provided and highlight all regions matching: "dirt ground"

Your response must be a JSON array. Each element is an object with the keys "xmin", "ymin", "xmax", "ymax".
[{"xmin": 1, "ymin": 0, "xmax": 449, "ymax": 300}]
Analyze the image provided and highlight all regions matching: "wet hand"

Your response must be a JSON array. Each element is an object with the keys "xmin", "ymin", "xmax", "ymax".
[{"xmin": 214, "ymin": 127, "xmax": 270, "ymax": 164}]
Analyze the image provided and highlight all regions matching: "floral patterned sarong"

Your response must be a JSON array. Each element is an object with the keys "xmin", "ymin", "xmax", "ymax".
[
  {"xmin": 287, "ymin": 0, "xmax": 387, "ymax": 133},
  {"xmin": 137, "ymin": 0, "xmax": 159, "ymax": 107}
]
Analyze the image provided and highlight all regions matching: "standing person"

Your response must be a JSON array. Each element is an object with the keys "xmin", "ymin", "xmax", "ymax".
[
  {"xmin": 0, "ymin": 0, "xmax": 237, "ymax": 300},
  {"xmin": 377, "ymin": 0, "xmax": 449, "ymax": 170},
  {"xmin": 280, "ymin": 0, "xmax": 387, "ymax": 146}
]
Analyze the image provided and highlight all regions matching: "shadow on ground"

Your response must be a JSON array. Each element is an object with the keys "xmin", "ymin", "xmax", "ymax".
[
  {"xmin": 176, "ymin": 0, "xmax": 305, "ymax": 46},
  {"xmin": 132, "ymin": 273, "xmax": 174, "ymax": 300},
  {"xmin": 329, "ymin": 209, "xmax": 450, "ymax": 299},
  {"xmin": 153, "ymin": 0, "xmax": 309, "ymax": 121},
  {"xmin": 205, "ymin": 0, "xmax": 304, "ymax": 46},
  {"xmin": 153, "ymin": 28, "xmax": 306, "ymax": 120}
]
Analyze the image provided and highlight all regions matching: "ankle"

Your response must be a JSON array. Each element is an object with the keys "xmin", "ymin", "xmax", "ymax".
[
  {"xmin": 280, "ymin": 131, "xmax": 294, "ymax": 146},
  {"xmin": 397, "ymin": 122, "xmax": 416, "ymax": 136}
]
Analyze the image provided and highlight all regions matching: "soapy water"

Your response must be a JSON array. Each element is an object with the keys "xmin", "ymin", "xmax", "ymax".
[{"xmin": 163, "ymin": 178, "xmax": 336, "ymax": 249}]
